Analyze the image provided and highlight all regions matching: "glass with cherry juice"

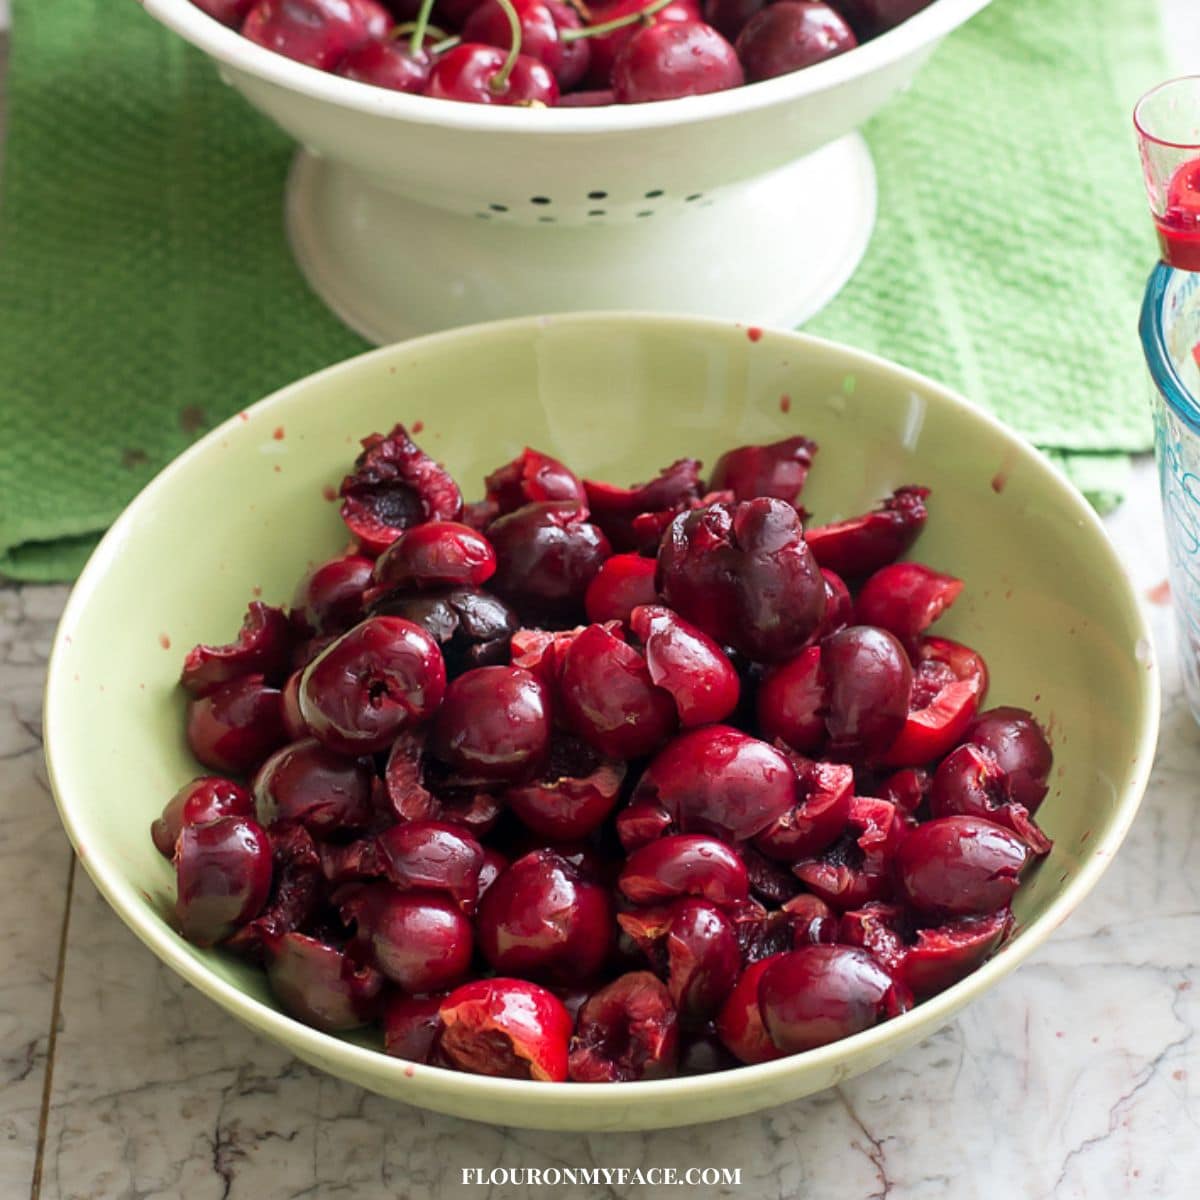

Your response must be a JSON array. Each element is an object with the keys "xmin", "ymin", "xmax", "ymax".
[{"xmin": 1136, "ymin": 76, "xmax": 1200, "ymax": 272}]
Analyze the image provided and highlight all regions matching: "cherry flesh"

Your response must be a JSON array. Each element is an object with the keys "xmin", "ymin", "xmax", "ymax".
[
  {"xmin": 186, "ymin": 675, "xmax": 288, "ymax": 775},
  {"xmin": 265, "ymin": 932, "xmax": 384, "ymax": 1032},
  {"xmin": 805, "ymin": 486, "xmax": 929, "ymax": 579},
  {"xmin": 484, "ymin": 447, "xmax": 587, "ymax": 516},
  {"xmin": 439, "ymin": 978, "xmax": 573, "ymax": 1081},
  {"xmin": 584, "ymin": 553, "xmax": 659, "ymax": 624},
  {"xmin": 583, "ymin": 458, "xmax": 702, "ymax": 552},
  {"xmin": 151, "ymin": 776, "xmax": 255, "ymax": 858},
  {"xmin": 568, "ymin": 971, "xmax": 680, "ymax": 1081},
  {"xmin": 504, "ymin": 736, "xmax": 626, "ymax": 840}
]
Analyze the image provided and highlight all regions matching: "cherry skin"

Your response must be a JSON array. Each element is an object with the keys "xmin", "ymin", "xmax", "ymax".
[
  {"xmin": 830, "ymin": 0, "xmax": 932, "ymax": 39},
  {"xmin": 174, "ymin": 816, "xmax": 273, "ymax": 947},
  {"xmin": 186, "ymin": 675, "xmax": 288, "ymax": 775},
  {"xmin": 151, "ymin": 777, "xmax": 255, "ymax": 858},
  {"xmin": 821, "ymin": 625, "xmax": 912, "ymax": 759},
  {"xmin": 291, "ymin": 555, "xmax": 375, "ymax": 637},
  {"xmin": 299, "ymin": 616, "xmax": 446, "ymax": 756},
  {"xmin": 757, "ymin": 945, "xmax": 909, "ymax": 1053},
  {"xmin": 484, "ymin": 447, "xmax": 587, "ymax": 516},
  {"xmin": 896, "ymin": 816, "xmax": 1029, "ymax": 918},
  {"xmin": 193, "ymin": 0, "xmax": 257, "ymax": 25},
  {"xmin": 504, "ymin": 736, "xmax": 626, "ymax": 841},
  {"xmin": 964, "ymin": 706, "xmax": 1053, "ymax": 813},
  {"xmin": 383, "ymin": 992, "xmax": 446, "ymax": 1062},
  {"xmin": 662, "ymin": 899, "xmax": 741, "ymax": 1021},
  {"xmin": 854, "ymin": 562, "xmax": 963, "ymax": 651},
  {"xmin": 430, "ymin": 665, "xmax": 551, "ymax": 783},
  {"xmin": 582, "ymin": 0, "xmax": 701, "ymax": 87},
  {"xmin": 439, "ymin": 978, "xmax": 573, "ymax": 1081},
  {"xmin": 756, "ymin": 644, "xmax": 825, "ymax": 754},
  {"xmin": 612, "ymin": 21, "xmax": 744, "ymax": 103},
  {"xmin": 476, "ymin": 849, "xmax": 614, "ymax": 983},
  {"xmin": 735, "ymin": 1, "xmax": 856, "ymax": 82},
  {"xmin": 805, "ymin": 486, "xmax": 929, "ymax": 580},
  {"xmin": 373, "ymin": 521, "xmax": 497, "ymax": 592},
  {"xmin": 632, "ymin": 725, "xmax": 796, "ymax": 842},
  {"xmin": 265, "ymin": 933, "xmax": 385, "ymax": 1033},
  {"xmin": 584, "ymin": 553, "xmax": 659, "ymax": 624},
  {"xmin": 374, "ymin": 820, "xmax": 486, "ymax": 912},
  {"xmin": 242, "ymin": 0, "xmax": 390, "ymax": 70},
  {"xmin": 708, "ymin": 435, "xmax": 817, "ymax": 504},
  {"xmin": 462, "ymin": 0, "xmax": 591, "ymax": 89},
  {"xmin": 619, "ymin": 834, "xmax": 750, "ymax": 907},
  {"xmin": 254, "ymin": 738, "xmax": 374, "ymax": 836},
  {"xmin": 336, "ymin": 38, "xmax": 433, "ymax": 93},
  {"xmin": 425, "ymin": 43, "xmax": 560, "ymax": 105},
  {"xmin": 715, "ymin": 955, "xmax": 787, "ymax": 1064}
]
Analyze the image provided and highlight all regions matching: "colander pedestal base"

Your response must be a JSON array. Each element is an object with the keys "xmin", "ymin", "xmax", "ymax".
[{"xmin": 285, "ymin": 134, "xmax": 876, "ymax": 343}]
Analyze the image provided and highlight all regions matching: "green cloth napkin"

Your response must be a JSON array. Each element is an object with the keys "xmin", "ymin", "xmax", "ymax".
[{"xmin": 0, "ymin": 0, "xmax": 1166, "ymax": 582}]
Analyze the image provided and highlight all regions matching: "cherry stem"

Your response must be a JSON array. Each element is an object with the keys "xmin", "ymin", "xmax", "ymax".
[
  {"xmin": 431, "ymin": 34, "xmax": 462, "ymax": 53},
  {"xmin": 403, "ymin": 0, "xmax": 440, "ymax": 56},
  {"xmin": 560, "ymin": 0, "xmax": 673, "ymax": 41},
  {"xmin": 489, "ymin": 0, "xmax": 524, "ymax": 94}
]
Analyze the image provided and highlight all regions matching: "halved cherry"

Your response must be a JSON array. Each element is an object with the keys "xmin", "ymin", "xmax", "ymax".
[
  {"xmin": 855, "ymin": 562, "xmax": 963, "ymax": 649},
  {"xmin": 792, "ymin": 796, "xmax": 902, "ymax": 911},
  {"xmin": 583, "ymin": 459, "xmax": 703, "ymax": 552},
  {"xmin": 714, "ymin": 955, "xmax": 787, "ymax": 1064},
  {"xmin": 880, "ymin": 636, "xmax": 988, "ymax": 767},
  {"xmin": 805, "ymin": 486, "xmax": 929, "ymax": 579},
  {"xmin": 753, "ymin": 755, "xmax": 852, "ymax": 862},
  {"xmin": 901, "ymin": 907, "xmax": 1013, "ymax": 998},
  {"xmin": 180, "ymin": 602, "xmax": 292, "ymax": 697},
  {"xmin": 585, "ymin": 553, "xmax": 659, "ymax": 624}
]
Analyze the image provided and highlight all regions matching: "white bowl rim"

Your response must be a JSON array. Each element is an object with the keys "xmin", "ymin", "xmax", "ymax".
[
  {"xmin": 141, "ymin": 0, "xmax": 992, "ymax": 136},
  {"xmin": 44, "ymin": 311, "xmax": 1161, "ymax": 1117}
]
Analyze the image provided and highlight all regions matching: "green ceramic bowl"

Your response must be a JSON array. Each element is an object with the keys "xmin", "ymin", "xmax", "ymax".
[{"xmin": 44, "ymin": 314, "xmax": 1159, "ymax": 1131}]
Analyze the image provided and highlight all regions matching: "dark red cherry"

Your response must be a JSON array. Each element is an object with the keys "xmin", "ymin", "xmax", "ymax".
[
  {"xmin": 186, "ymin": 675, "xmax": 288, "ymax": 775},
  {"xmin": 265, "ymin": 933, "xmax": 385, "ymax": 1033},
  {"xmin": 805, "ymin": 486, "xmax": 929, "ymax": 580},
  {"xmin": 662, "ymin": 899, "xmax": 741, "ymax": 1021},
  {"xmin": 792, "ymin": 795, "xmax": 903, "ymax": 911},
  {"xmin": 613, "ymin": 20, "xmax": 743, "ymax": 103},
  {"xmin": 818, "ymin": 568, "xmax": 853, "ymax": 638},
  {"xmin": 568, "ymin": 972, "xmax": 680, "ymax": 1081},
  {"xmin": 373, "ymin": 522, "xmax": 497, "ymax": 592},
  {"xmin": 439, "ymin": 978, "xmax": 573, "ymax": 1080},
  {"xmin": 896, "ymin": 816, "xmax": 1029, "ymax": 918},
  {"xmin": 193, "ymin": 0, "xmax": 257, "ymax": 25},
  {"xmin": 383, "ymin": 992, "xmax": 446, "ymax": 1062},
  {"xmin": 291, "ymin": 555, "xmax": 375, "ymax": 637},
  {"xmin": 583, "ymin": 0, "xmax": 701, "ymax": 86},
  {"xmin": 708, "ymin": 435, "xmax": 817, "ymax": 505},
  {"xmin": 462, "ymin": 0, "xmax": 591, "ymax": 89},
  {"xmin": 632, "ymin": 725, "xmax": 795, "ymax": 842},
  {"xmin": 180, "ymin": 602, "xmax": 292, "ymax": 697},
  {"xmin": 821, "ymin": 626, "xmax": 912, "ymax": 758},
  {"xmin": 425, "ymin": 43, "xmax": 560, "ymax": 105},
  {"xmin": 430, "ymin": 665, "xmax": 550, "ymax": 782},
  {"xmin": 504, "ymin": 736, "xmax": 626, "ymax": 841},
  {"xmin": 174, "ymin": 816, "xmax": 273, "ymax": 946},
  {"xmin": 337, "ymin": 38, "xmax": 433, "ymax": 92},
  {"xmin": 753, "ymin": 757, "xmax": 853, "ymax": 862},
  {"xmin": 830, "ymin": 0, "xmax": 933, "ymax": 39},
  {"xmin": 583, "ymin": 459, "xmax": 702, "ymax": 552},
  {"xmin": 965, "ymin": 706, "xmax": 1053, "ymax": 813},
  {"xmin": 630, "ymin": 605, "xmax": 740, "ymax": 727},
  {"xmin": 254, "ymin": 738, "xmax": 374, "ymax": 836},
  {"xmin": 702, "ymin": 0, "xmax": 762, "ymax": 41},
  {"xmin": 735, "ymin": 1, "xmax": 856, "ymax": 82},
  {"xmin": 902, "ymin": 908, "xmax": 1013, "ymax": 998},
  {"xmin": 855, "ymin": 562, "xmax": 962, "ymax": 650},
  {"xmin": 488, "ymin": 502, "xmax": 611, "ymax": 623},
  {"xmin": 758, "ymin": 945, "xmax": 910, "ymax": 1053},
  {"xmin": 242, "ymin": 0, "xmax": 390, "ymax": 70},
  {"xmin": 340, "ymin": 883, "xmax": 474, "ymax": 992},
  {"xmin": 299, "ymin": 617, "xmax": 446, "ymax": 756},
  {"xmin": 374, "ymin": 820, "xmax": 486, "ymax": 912},
  {"xmin": 619, "ymin": 834, "xmax": 749, "ymax": 907},
  {"xmin": 225, "ymin": 824, "xmax": 323, "ymax": 957},
  {"xmin": 782, "ymin": 892, "xmax": 839, "ymax": 945},
  {"xmin": 714, "ymin": 955, "xmax": 786, "ymax": 1064},
  {"xmin": 584, "ymin": 553, "xmax": 659, "ymax": 624},
  {"xmin": 339, "ymin": 424, "xmax": 463, "ymax": 557},
  {"xmin": 930, "ymin": 744, "xmax": 1052, "ymax": 856},
  {"xmin": 657, "ymin": 499, "xmax": 825, "ymax": 663},
  {"xmin": 484, "ymin": 447, "xmax": 587, "ymax": 516},
  {"xmin": 559, "ymin": 623, "xmax": 677, "ymax": 758},
  {"xmin": 151, "ymin": 777, "xmax": 255, "ymax": 858},
  {"xmin": 477, "ymin": 849, "xmax": 614, "ymax": 983},
  {"xmin": 280, "ymin": 669, "xmax": 308, "ymax": 740},
  {"xmin": 616, "ymin": 799, "xmax": 674, "ymax": 852},
  {"xmin": 756, "ymin": 645, "xmax": 825, "ymax": 754},
  {"xmin": 369, "ymin": 586, "xmax": 518, "ymax": 676}
]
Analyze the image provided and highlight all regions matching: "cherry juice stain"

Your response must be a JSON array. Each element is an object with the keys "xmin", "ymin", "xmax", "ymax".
[
  {"xmin": 1147, "ymin": 579, "xmax": 1171, "ymax": 605},
  {"xmin": 158, "ymin": 633, "xmax": 171, "ymax": 650},
  {"xmin": 779, "ymin": 394, "xmax": 792, "ymax": 414},
  {"xmin": 273, "ymin": 426, "xmax": 286, "ymax": 441},
  {"xmin": 322, "ymin": 484, "xmax": 338, "ymax": 502},
  {"xmin": 746, "ymin": 327, "xmax": 763, "ymax": 343},
  {"xmin": 412, "ymin": 420, "xmax": 425, "ymax": 434}
]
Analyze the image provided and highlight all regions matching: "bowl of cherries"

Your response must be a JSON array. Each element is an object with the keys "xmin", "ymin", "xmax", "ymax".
[
  {"xmin": 45, "ymin": 313, "xmax": 1158, "ymax": 1131},
  {"xmin": 141, "ymin": 0, "xmax": 991, "ymax": 340}
]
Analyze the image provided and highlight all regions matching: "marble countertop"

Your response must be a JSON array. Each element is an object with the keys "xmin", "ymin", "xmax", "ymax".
[{"xmin": 6, "ymin": 7, "xmax": 1200, "ymax": 1200}]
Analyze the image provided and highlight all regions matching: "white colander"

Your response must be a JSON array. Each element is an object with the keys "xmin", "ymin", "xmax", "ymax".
[{"xmin": 142, "ymin": 0, "xmax": 993, "ymax": 340}]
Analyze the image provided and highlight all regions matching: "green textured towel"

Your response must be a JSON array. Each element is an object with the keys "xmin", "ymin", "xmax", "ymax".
[{"xmin": 0, "ymin": 0, "xmax": 1166, "ymax": 581}]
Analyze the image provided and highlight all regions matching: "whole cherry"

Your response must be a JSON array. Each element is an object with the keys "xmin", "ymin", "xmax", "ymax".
[
  {"xmin": 242, "ymin": 0, "xmax": 391, "ymax": 70},
  {"xmin": 425, "ymin": 43, "xmax": 560, "ymax": 105},
  {"xmin": 174, "ymin": 816, "xmax": 274, "ymax": 946},
  {"xmin": 612, "ymin": 20, "xmax": 744, "ymax": 103},
  {"xmin": 462, "ymin": 0, "xmax": 591, "ymax": 89},
  {"xmin": 734, "ymin": 1, "xmax": 856, "ymax": 82}
]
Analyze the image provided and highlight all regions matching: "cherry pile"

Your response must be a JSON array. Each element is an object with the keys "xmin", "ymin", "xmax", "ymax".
[
  {"xmin": 192, "ymin": 0, "xmax": 935, "ymax": 105},
  {"xmin": 156, "ymin": 423, "xmax": 1055, "ymax": 1082}
]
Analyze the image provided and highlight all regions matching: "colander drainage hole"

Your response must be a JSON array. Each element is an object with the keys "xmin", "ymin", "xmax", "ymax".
[
  {"xmin": 530, "ymin": 196, "xmax": 552, "ymax": 205},
  {"xmin": 644, "ymin": 189, "xmax": 664, "ymax": 198},
  {"xmin": 587, "ymin": 190, "xmax": 608, "ymax": 200},
  {"xmin": 588, "ymin": 210, "xmax": 606, "ymax": 217},
  {"xmin": 489, "ymin": 203, "xmax": 508, "ymax": 212},
  {"xmin": 685, "ymin": 193, "xmax": 703, "ymax": 202}
]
